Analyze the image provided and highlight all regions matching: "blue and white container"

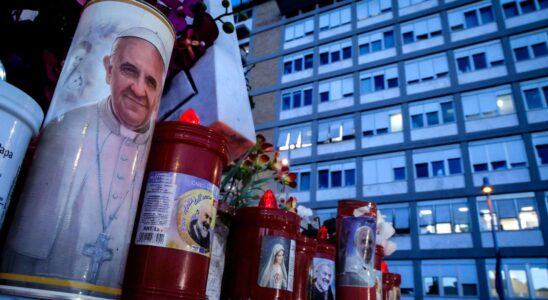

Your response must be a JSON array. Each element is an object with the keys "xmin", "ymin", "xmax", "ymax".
[{"xmin": 0, "ymin": 80, "xmax": 43, "ymax": 227}]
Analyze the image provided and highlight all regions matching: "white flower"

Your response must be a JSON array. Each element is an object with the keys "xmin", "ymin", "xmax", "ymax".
[{"xmin": 297, "ymin": 205, "xmax": 313, "ymax": 218}]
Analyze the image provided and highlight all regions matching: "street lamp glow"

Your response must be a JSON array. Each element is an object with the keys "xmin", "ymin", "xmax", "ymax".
[
  {"xmin": 281, "ymin": 158, "xmax": 289, "ymax": 166},
  {"xmin": 481, "ymin": 177, "xmax": 493, "ymax": 194}
]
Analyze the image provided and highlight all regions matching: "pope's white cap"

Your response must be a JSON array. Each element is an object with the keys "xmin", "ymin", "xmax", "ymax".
[{"xmin": 116, "ymin": 26, "xmax": 172, "ymax": 69}]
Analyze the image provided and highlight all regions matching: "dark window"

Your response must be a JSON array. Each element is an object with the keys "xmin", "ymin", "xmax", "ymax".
[
  {"xmin": 300, "ymin": 172, "xmax": 310, "ymax": 191},
  {"xmin": 384, "ymin": 31, "xmax": 395, "ymax": 48},
  {"xmin": 524, "ymin": 88, "xmax": 543, "ymax": 109},
  {"xmin": 448, "ymin": 158, "xmax": 462, "ymax": 174},
  {"xmin": 464, "ymin": 10, "xmax": 479, "ymax": 28},
  {"xmin": 511, "ymin": 162, "xmax": 527, "ymax": 168},
  {"xmin": 544, "ymin": 86, "xmax": 548, "ymax": 104},
  {"xmin": 374, "ymin": 75, "xmax": 385, "ymax": 91},
  {"xmin": 345, "ymin": 169, "xmax": 356, "ymax": 186},
  {"xmin": 303, "ymin": 89, "xmax": 312, "ymax": 106},
  {"xmin": 492, "ymin": 161, "xmax": 507, "ymax": 170},
  {"xmin": 451, "ymin": 24, "xmax": 464, "ymax": 31},
  {"xmin": 503, "ymin": 2, "xmax": 519, "ymax": 17},
  {"xmin": 331, "ymin": 171, "xmax": 342, "ymax": 187},
  {"xmin": 318, "ymin": 170, "xmax": 329, "ymax": 189},
  {"xmin": 411, "ymin": 114, "xmax": 424, "ymax": 128},
  {"xmin": 535, "ymin": 145, "xmax": 548, "ymax": 164},
  {"xmin": 462, "ymin": 284, "xmax": 478, "ymax": 296},
  {"xmin": 416, "ymin": 33, "xmax": 428, "ymax": 40},
  {"xmin": 532, "ymin": 43, "xmax": 548, "ymax": 57},
  {"xmin": 441, "ymin": 101, "xmax": 455, "ymax": 123},
  {"xmin": 320, "ymin": 91, "xmax": 330, "ymax": 103},
  {"xmin": 540, "ymin": 0, "xmax": 548, "ymax": 9},
  {"xmin": 387, "ymin": 78, "xmax": 399, "ymax": 88},
  {"xmin": 282, "ymin": 94, "xmax": 291, "ymax": 110},
  {"xmin": 425, "ymin": 277, "xmax": 439, "ymax": 295},
  {"xmin": 304, "ymin": 54, "xmax": 313, "ymax": 69},
  {"xmin": 473, "ymin": 53, "xmax": 487, "ymax": 70},
  {"xmin": 402, "ymin": 32, "xmax": 414, "ymax": 44},
  {"xmin": 473, "ymin": 163, "xmax": 488, "ymax": 172},
  {"xmin": 514, "ymin": 47, "xmax": 530, "ymax": 61},
  {"xmin": 457, "ymin": 57, "xmax": 471, "ymax": 72},
  {"xmin": 363, "ymin": 130, "xmax": 374, "ymax": 137},
  {"xmin": 430, "ymin": 30, "xmax": 442, "ymax": 37},
  {"xmin": 342, "ymin": 46, "xmax": 352, "ymax": 59},
  {"xmin": 294, "ymin": 58, "xmax": 303, "ymax": 72},
  {"xmin": 292, "ymin": 91, "xmax": 302, "ymax": 108},
  {"xmin": 371, "ymin": 40, "xmax": 382, "ymax": 52},
  {"xmin": 359, "ymin": 43, "xmax": 370, "ymax": 55},
  {"xmin": 284, "ymin": 61, "xmax": 292, "ymax": 74},
  {"xmin": 320, "ymin": 52, "xmax": 330, "ymax": 65},
  {"xmin": 432, "ymin": 160, "xmax": 445, "ymax": 176},
  {"xmin": 520, "ymin": 0, "xmax": 536, "ymax": 13},
  {"xmin": 491, "ymin": 59, "xmax": 505, "ymax": 66},
  {"xmin": 426, "ymin": 112, "xmax": 439, "ymax": 126},
  {"xmin": 376, "ymin": 128, "xmax": 388, "ymax": 134},
  {"xmin": 443, "ymin": 277, "xmax": 458, "ymax": 296},
  {"xmin": 394, "ymin": 167, "xmax": 406, "ymax": 180},
  {"xmin": 480, "ymin": 6, "xmax": 495, "ymax": 23},
  {"xmin": 331, "ymin": 51, "xmax": 340, "ymax": 63},
  {"xmin": 416, "ymin": 163, "xmax": 429, "ymax": 178}
]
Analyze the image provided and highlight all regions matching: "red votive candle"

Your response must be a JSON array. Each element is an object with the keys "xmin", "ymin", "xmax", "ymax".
[{"xmin": 294, "ymin": 234, "xmax": 317, "ymax": 300}]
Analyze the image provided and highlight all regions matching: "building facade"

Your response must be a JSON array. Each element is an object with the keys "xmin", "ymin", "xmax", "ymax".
[{"xmin": 236, "ymin": 0, "xmax": 548, "ymax": 298}]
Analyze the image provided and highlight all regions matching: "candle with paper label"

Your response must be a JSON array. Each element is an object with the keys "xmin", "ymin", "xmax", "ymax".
[
  {"xmin": 222, "ymin": 190, "xmax": 300, "ymax": 299},
  {"xmin": 336, "ymin": 200, "xmax": 378, "ymax": 300},
  {"xmin": 382, "ymin": 272, "xmax": 401, "ymax": 300},
  {"xmin": 309, "ymin": 226, "xmax": 336, "ymax": 300},
  {"xmin": 294, "ymin": 234, "xmax": 317, "ymax": 300},
  {"xmin": 123, "ymin": 111, "xmax": 229, "ymax": 300}
]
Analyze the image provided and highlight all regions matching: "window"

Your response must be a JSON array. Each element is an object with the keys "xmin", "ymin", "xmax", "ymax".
[
  {"xmin": 300, "ymin": 172, "xmax": 310, "ymax": 191},
  {"xmin": 319, "ymin": 6, "xmax": 351, "ymax": 31},
  {"xmin": 405, "ymin": 54, "xmax": 449, "ymax": 85},
  {"xmin": 319, "ymin": 39, "xmax": 352, "ymax": 65},
  {"xmin": 462, "ymin": 85, "xmax": 516, "ymax": 120},
  {"xmin": 521, "ymin": 77, "xmax": 548, "ymax": 110},
  {"xmin": 362, "ymin": 107, "xmax": 403, "ymax": 137},
  {"xmin": 281, "ymin": 87, "xmax": 313, "ymax": 111},
  {"xmin": 319, "ymin": 75, "xmax": 354, "ymax": 103},
  {"xmin": 318, "ymin": 161, "xmax": 356, "ymax": 189},
  {"xmin": 379, "ymin": 205, "xmax": 411, "ymax": 235},
  {"xmin": 318, "ymin": 117, "xmax": 355, "ymax": 144},
  {"xmin": 357, "ymin": 0, "xmax": 392, "ymax": 20},
  {"xmin": 401, "ymin": 15, "xmax": 442, "ymax": 45},
  {"xmin": 284, "ymin": 18, "xmax": 314, "ymax": 42},
  {"xmin": 363, "ymin": 152, "xmax": 406, "ymax": 185},
  {"xmin": 358, "ymin": 28, "xmax": 396, "ymax": 56},
  {"xmin": 409, "ymin": 98, "xmax": 456, "ymax": 128},
  {"xmin": 478, "ymin": 194, "xmax": 539, "ymax": 231},
  {"xmin": 501, "ymin": 0, "xmax": 547, "ymax": 18},
  {"xmin": 469, "ymin": 137, "xmax": 528, "ymax": 172},
  {"xmin": 455, "ymin": 41, "xmax": 505, "ymax": 73},
  {"xmin": 449, "ymin": 3, "xmax": 495, "ymax": 31},
  {"xmin": 414, "ymin": 145, "xmax": 463, "ymax": 179},
  {"xmin": 277, "ymin": 124, "xmax": 312, "ymax": 151},
  {"xmin": 360, "ymin": 64, "xmax": 399, "ymax": 94},
  {"xmin": 487, "ymin": 258, "xmax": 548, "ymax": 298},
  {"xmin": 533, "ymin": 131, "xmax": 548, "ymax": 165},
  {"xmin": 283, "ymin": 51, "xmax": 313, "ymax": 75},
  {"xmin": 510, "ymin": 30, "xmax": 548, "ymax": 63},
  {"xmin": 530, "ymin": 266, "xmax": 548, "ymax": 297},
  {"xmin": 419, "ymin": 201, "xmax": 471, "ymax": 234},
  {"xmin": 423, "ymin": 260, "xmax": 478, "ymax": 297}
]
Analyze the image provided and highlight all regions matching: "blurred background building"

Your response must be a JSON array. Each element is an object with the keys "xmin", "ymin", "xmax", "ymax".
[{"xmin": 233, "ymin": 0, "xmax": 548, "ymax": 298}]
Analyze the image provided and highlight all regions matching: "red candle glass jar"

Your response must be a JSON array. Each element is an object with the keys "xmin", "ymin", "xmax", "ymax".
[
  {"xmin": 309, "ymin": 227, "xmax": 336, "ymax": 300},
  {"xmin": 336, "ymin": 200, "xmax": 378, "ymax": 300},
  {"xmin": 123, "ymin": 121, "xmax": 229, "ymax": 300},
  {"xmin": 294, "ymin": 234, "xmax": 317, "ymax": 300},
  {"xmin": 382, "ymin": 273, "xmax": 401, "ymax": 300},
  {"xmin": 374, "ymin": 245, "xmax": 385, "ymax": 300},
  {"xmin": 221, "ymin": 206, "xmax": 300, "ymax": 299}
]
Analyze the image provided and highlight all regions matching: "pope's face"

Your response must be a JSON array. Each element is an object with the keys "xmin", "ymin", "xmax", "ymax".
[
  {"xmin": 316, "ymin": 264, "xmax": 332, "ymax": 291},
  {"xmin": 104, "ymin": 37, "xmax": 163, "ymax": 131},
  {"xmin": 356, "ymin": 228, "xmax": 374, "ymax": 263}
]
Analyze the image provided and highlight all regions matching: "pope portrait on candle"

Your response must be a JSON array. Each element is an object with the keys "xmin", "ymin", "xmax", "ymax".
[{"xmin": 2, "ymin": 26, "xmax": 169, "ymax": 292}]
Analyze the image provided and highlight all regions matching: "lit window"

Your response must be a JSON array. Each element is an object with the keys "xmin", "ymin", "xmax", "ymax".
[
  {"xmin": 443, "ymin": 277, "xmax": 458, "ymax": 295},
  {"xmin": 425, "ymin": 277, "xmax": 439, "ymax": 295},
  {"xmin": 509, "ymin": 269, "xmax": 530, "ymax": 298}
]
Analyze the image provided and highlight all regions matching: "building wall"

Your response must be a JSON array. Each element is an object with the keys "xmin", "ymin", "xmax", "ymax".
[{"xmin": 239, "ymin": 0, "xmax": 548, "ymax": 298}]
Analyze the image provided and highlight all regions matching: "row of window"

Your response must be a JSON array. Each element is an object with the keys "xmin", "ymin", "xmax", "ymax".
[
  {"xmin": 283, "ymin": 134, "xmax": 548, "ymax": 191},
  {"xmin": 281, "ymin": 0, "xmax": 547, "ymax": 49},
  {"xmin": 282, "ymin": 29, "xmax": 547, "ymax": 89}
]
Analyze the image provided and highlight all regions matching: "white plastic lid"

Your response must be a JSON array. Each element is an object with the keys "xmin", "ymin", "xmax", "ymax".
[{"xmin": 0, "ymin": 80, "xmax": 44, "ymax": 135}]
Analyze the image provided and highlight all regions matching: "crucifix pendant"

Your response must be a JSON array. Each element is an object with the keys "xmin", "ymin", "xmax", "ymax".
[{"xmin": 83, "ymin": 232, "xmax": 114, "ymax": 284}]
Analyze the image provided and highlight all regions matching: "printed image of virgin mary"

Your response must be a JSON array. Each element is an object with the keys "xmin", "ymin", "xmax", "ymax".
[{"xmin": 259, "ymin": 243, "xmax": 288, "ymax": 290}]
